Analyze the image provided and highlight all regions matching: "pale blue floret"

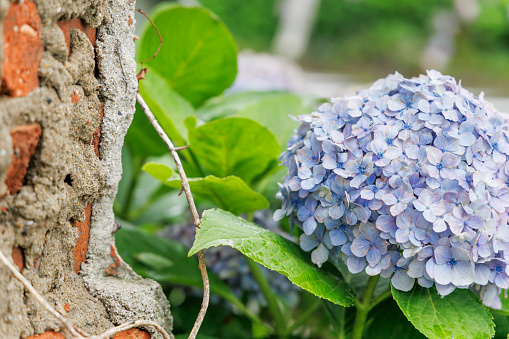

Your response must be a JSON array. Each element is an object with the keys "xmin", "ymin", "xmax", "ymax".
[{"xmin": 274, "ymin": 70, "xmax": 509, "ymax": 308}]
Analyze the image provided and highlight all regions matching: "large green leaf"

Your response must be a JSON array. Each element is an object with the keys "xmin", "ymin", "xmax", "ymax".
[
  {"xmin": 235, "ymin": 93, "xmax": 313, "ymax": 152},
  {"xmin": 187, "ymin": 117, "xmax": 280, "ymax": 184},
  {"xmin": 138, "ymin": 5, "xmax": 237, "ymax": 107},
  {"xmin": 197, "ymin": 91, "xmax": 285, "ymax": 121},
  {"xmin": 197, "ymin": 92, "xmax": 315, "ymax": 152},
  {"xmin": 142, "ymin": 163, "xmax": 269, "ymax": 215},
  {"xmin": 115, "ymin": 225, "xmax": 262, "ymax": 325},
  {"xmin": 392, "ymin": 285, "xmax": 495, "ymax": 339},
  {"xmin": 189, "ymin": 209, "xmax": 355, "ymax": 306}
]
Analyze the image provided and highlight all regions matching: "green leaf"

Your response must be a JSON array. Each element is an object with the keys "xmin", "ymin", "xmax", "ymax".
[
  {"xmin": 197, "ymin": 91, "xmax": 284, "ymax": 121},
  {"xmin": 235, "ymin": 93, "xmax": 314, "ymax": 152},
  {"xmin": 136, "ymin": 252, "xmax": 174, "ymax": 269},
  {"xmin": 142, "ymin": 163, "xmax": 269, "ymax": 215},
  {"xmin": 187, "ymin": 117, "xmax": 280, "ymax": 184},
  {"xmin": 141, "ymin": 162, "xmax": 175, "ymax": 183},
  {"xmin": 189, "ymin": 209, "xmax": 355, "ymax": 306},
  {"xmin": 392, "ymin": 285, "xmax": 495, "ymax": 339},
  {"xmin": 115, "ymin": 225, "xmax": 263, "ymax": 325},
  {"xmin": 198, "ymin": 92, "xmax": 316, "ymax": 152},
  {"xmin": 138, "ymin": 4, "xmax": 237, "ymax": 106}
]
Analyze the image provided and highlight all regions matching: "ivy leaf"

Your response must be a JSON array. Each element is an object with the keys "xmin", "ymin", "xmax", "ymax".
[
  {"xmin": 392, "ymin": 285, "xmax": 495, "ymax": 339},
  {"xmin": 138, "ymin": 4, "xmax": 237, "ymax": 107},
  {"xmin": 187, "ymin": 117, "xmax": 280, "ymax": 185},
  {"xmin": 142, "ymin": 163, "xmax": 269, "ymax": 215},
  {"xmin": 189, "ymin": 209, "xmax": 356, "ymax": 306}
]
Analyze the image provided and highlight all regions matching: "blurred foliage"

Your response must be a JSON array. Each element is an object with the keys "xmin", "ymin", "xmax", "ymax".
[
  {"xmin": 198, "ymin": 0, "xmax": 279, "ymax": 51},
  {"xmin": 195, "ymin": 0, "xmax": 509, "ymax": 89},
  {"xmin": 307, "ymin": 0, "xmax": 451, "ymax": 71}
]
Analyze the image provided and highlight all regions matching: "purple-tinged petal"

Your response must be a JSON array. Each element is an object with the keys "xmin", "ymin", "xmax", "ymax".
[
  {"xmin": 303, "ymin": 216, "xmax": 317, "ymax": 235},
  {"xmin": 347, "ymin": 256, "xmax": 366, "ymax": 274},
  {"xmin": 311, "ymin": 243, "xmax": 329, "ymax": 268},
  {"xmin": 392, "ymin": 271, "xmax": 415, "ymax": 291},
  {"xmin": 426, "ymin": 147, "xmax": 442, "ymax": 165},
  {"xmin": 300, "ymin": 234, "xmax": 319, "ymax": 251},
  {"xmin": 351, "ymin": 238, "xmax": 371, "ymax": 257},
  {"xmin": 366, "ymin": 247, "xmax": 382, "ymax": 267},
  {"xmin": 451, "ymin": 262, "xmax": 475, "ymax": 286},
  {"xmin": 434, "ymin": 264, "xmax": 453, "ymax": 285}
]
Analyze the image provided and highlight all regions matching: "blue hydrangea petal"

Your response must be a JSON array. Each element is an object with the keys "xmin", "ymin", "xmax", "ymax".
[
  {"xmin": 347, "ymin": 255, "xmax": 366, "ymax": 274},
  {"xmin": 450, "ymin": 262, "xmax": 475, "ymax": 286},
  {"xmin": 433, "ymin": 264, "xmax": 453, "ymax": 285},
  {"xmin": 311, "ymin": 243, "xmax": 329, "ymax": 268},
  {"xmin": 303, "ymin": 217, "xmax": 317, "ymax": 235},
  {"xmin": 300, "ymin": 234, "xmax": 319, "ymax": 252},
  {"xmin": 391, "ymin": 271, "xmax": 415, "ymax": 291},
  {"xmin": 329, "ymin": 229, "xmax": 348, "ymax": 246},
  {"xmin": 351, "ymin": 238, "xmax": 371, "ymax": 257}
]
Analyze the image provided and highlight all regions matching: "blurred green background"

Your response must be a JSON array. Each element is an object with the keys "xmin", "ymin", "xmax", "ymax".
[{"xmin": 136, "ymin": 0, "xmax": 509, "ymax": 96}]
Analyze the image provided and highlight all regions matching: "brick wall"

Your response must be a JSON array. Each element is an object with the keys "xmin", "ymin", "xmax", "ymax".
[{"xmin": 0, "ymin": 0, "xmax": 170, "ymax": 338}]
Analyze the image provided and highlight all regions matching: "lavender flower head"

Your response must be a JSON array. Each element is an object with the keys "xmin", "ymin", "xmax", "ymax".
[{"xmin": 275, "ymin": 70, "xmax": 509, "ymax": 307}]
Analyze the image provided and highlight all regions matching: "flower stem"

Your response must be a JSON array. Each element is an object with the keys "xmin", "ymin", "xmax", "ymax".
[
  {"xmin": 285, "ymin": 298, "xmax": 321, "ymax": 335},
  {"xmin": 351, "ymin": 275, "xmax": 380, "ymax": 339},
  {"xmin": 338, "ymin": 304, "xmax": 346, "ymax": 339},
  {"xmin": 245, "ymin": 257, "xmax": 287, "ymax": 339},
  {"xmin": 370, "ymin": 287, "xmax": 392, "ymax": 309}
]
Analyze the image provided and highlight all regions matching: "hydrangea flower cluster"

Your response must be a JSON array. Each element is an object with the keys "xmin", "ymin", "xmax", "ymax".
[{"xmin": 275, "ymin": 70, "xmax": 509, "ymax": 307}]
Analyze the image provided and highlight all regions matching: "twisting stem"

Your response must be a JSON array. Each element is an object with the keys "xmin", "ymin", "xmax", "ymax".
[
  {"xmin": 338, "ymin": 304, "xmax": 346, "ymax": 339},
  {"xmin": 351, "ymin": 275, "xmax": 380, "ymax": 339},
  {"xmin": 135, "ymin": 8, "xmax": 163, "ymax": 64},
  {"xmin": 136, "ymin": 92, "xmax": 209, "ymax": 339},
  {"xmin": 0, "ymin": 248, "xmax": 83, "ymax": 338}
]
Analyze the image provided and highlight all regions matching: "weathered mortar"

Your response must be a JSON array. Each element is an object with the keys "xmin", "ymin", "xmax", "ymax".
[{"xmin": 0, "ymin": 0, "xmax": 172, "ymax": 338}]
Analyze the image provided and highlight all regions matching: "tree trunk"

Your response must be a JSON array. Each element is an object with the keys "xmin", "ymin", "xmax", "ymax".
[{"xmin": 0, "ymin": 0, "xmax": 172, "ymax": 338}]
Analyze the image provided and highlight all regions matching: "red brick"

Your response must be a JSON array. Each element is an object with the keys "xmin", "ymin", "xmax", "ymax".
[
  {"xmin": 113, "ymin": 328, "xmax": 151, "ymax": 339},
  {"xmin": 110, "ymin": 244, "xmax": 122, "ymax": 267},
  {"xmin": 11, "ymin": 246, "xmax": 23, "ymax": 271},
  {"xmin": 23, "ymin": 329, "xmax": 150, "ymax": 339},
  {"xmin": 3, "ymin": 124, "xmax": 42, "ymax": 196},
  {"xmin": 23, "ymin": 332, "xmax": 65, "ymax": 339},
  {"xmin": 57, "ymin": 18, "xmax": 96, "ymax": 54},
  {"xmin": 1, "ymin": 1, "xmax": 44, "ymax": 97},
  {"xmin": 72, "ymin": 204, "xmax": 91, "ymax": 274}
]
